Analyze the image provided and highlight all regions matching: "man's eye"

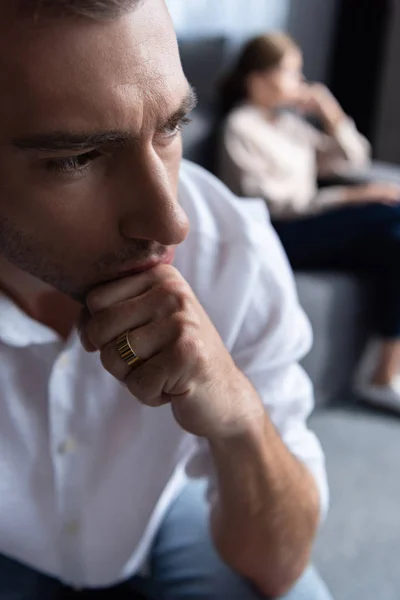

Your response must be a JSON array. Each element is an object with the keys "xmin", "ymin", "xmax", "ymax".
[
  {"xmin": 45, "ymin": 150, "xmax": 102, "ymax": 174},
  {"xmin": 159, "ymin": 116, "xmax": 192, "ymax": 139}
]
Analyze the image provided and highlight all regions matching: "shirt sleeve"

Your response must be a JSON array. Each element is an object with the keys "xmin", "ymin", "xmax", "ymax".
[
  {"xmin": 186, "ymin": 224, "xmax": 329, "ymax": 522},
  {"xmin": 222, "ymin": 122, "xmax": 306, "ymax": 219},
  {"xmin": 310, "ymin": 186, "xmax": 348, "ymax": 213},
  {"xmin": 316, "ymin": 117, "xmax": 371, "ymax": 175},
  {"xmin": 303, "ymin": 118, "xmax": 371, "ymax": 214}
]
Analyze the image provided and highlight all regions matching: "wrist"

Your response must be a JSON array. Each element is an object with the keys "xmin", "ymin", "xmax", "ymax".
[
  {"xmin": 321, "ymin": 106, "xmax": 347, "ymax": 134},
  {"xmin": 207, "ymin": 398, "xmax": 267, "ymax": 448},
  {"xmin": 343, "ymin": 184, "xmax": 368, "ymax": 204}
]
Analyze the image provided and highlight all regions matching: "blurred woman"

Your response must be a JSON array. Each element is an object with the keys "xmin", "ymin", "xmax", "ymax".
[{"xmin": 218, "ymin": 32, "xmax": 400, "ymax": 411}]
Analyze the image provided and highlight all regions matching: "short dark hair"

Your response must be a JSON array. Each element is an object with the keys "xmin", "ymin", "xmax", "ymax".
[{"xmin": 17, "ymin": 0, "xmax": 143, "ymax": 19}]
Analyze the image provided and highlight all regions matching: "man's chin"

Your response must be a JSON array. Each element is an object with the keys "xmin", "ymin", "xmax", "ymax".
[{"xmin": 34, "ymin": 276, "xmax": 91, "ymax": 306}]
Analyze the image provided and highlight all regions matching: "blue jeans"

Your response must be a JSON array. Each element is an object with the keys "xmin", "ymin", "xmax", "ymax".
[
  {"xmin": 274, "ymin": 203, "xmax": 400, "ymax": 338},
  {"xmin": 0, "ymin": 481, "xmax": 333, "ymax": 599}
]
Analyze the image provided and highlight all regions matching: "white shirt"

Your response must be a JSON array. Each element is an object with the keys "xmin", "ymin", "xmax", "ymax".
[
  {"xmin": 219, "ymin": 104, "xmax": 371, "ymax": 219},
  {"xmin": 0, "ymin": 160, "xmax": 328, "ymax": 588}
]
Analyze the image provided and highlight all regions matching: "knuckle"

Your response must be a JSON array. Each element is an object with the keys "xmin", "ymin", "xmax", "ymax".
[
  {"xmin": 161, "ymin": 277, "xmax": 187, "ymax": 297},
  {"xmin": 85, "ymin": 316, "xmax": 104, "ymax": 349},
  {"xmin": 170, "ymin": 311, "xmax": 189, "ymax": 337},
  {"xmin": 126, "ymin": 363, "xmax": 166, "ymax": 405},
  {"xmin": 86, "ymin": 289, "xmax": 106, "ymax": 315},
  {"xmin": 153, "ymin": 284, "xmax": 179, "ymax": 311},
  {"xmin": 100, "ymin": 344, "xmax": 125, "ymax": 380},
  {"xmin": 85, "ymin": 306, "xmax": 118, "ymax": 349},
  {"xmin": 100, "ymin": 345, "xmax": 113, "ymax": 372},
  {"xmin": 146, "ymin": 267, "xmax": 166, "ymax": 286},
  {"xmin": 175, "ymin": 288, "xmax": 192, "ymax": 312},
  {"xmin": 155, "ymin": 279, "xmax": 192, "ymax": 315},
  {"xmin": 118, "ymin": 298, "xmax": 138, "ymax": 322},
  {"xmin": 85, "ymin": 301, "xmax": 136, "ymax": 348},
  {"xmin": 174, "ymin": 332, "xmax": 205, "ymax": 364}
]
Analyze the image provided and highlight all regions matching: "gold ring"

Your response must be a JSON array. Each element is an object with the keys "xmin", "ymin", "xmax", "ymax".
[{"xmin": 116, "ymin": 332, "xmax": 141, "ymax": 368}]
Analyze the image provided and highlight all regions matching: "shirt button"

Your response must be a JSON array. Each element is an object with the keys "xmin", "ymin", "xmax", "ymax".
[
  {"xmin": 64, "ymin": 521, "xmax": 80, "ymax": 536},
  {"xmin": 58, "ymin": 437, "xmax": 77, "ymax": 455}
]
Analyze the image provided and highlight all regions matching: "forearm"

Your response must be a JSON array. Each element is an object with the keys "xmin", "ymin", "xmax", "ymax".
[
  {"xmin": 321, "ymin": 111, "xmax": 371, "ymax": 167},
  {"xmin": 208, "ymin": 402, "xmax": 320, "ymax": 597},
  {"xmin": 320, "ymin": 105, "xmax": 347, "ymax": 136}
]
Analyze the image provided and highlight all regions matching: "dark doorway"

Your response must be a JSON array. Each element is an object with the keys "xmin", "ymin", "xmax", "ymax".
[{"xmin": 330, "ymin": 0, "xmax": 393, "ymax": 145}]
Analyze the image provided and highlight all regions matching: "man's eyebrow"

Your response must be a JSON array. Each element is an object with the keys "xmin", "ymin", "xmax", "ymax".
[
  {"xmin": 12, "ymin": 86, "xmax": 198, "ymax": 153},
  {"xmin": 13, "ymin": 131, "xmax": 132, "ymax": 152},
  {"xmin": 161, "ymin": 85, "xmax": 198, "ymax": 129}
]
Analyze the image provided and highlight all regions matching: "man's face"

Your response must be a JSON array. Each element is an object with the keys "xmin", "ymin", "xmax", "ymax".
[{"xmin": 0, "ymin": 0, "xmax": 193, "ymax": 300}]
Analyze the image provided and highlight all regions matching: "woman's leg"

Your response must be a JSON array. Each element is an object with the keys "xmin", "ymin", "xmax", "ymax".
[
  {"xmin": 0, "ymin": 553, "xmax": 63, "ymax": 600},
  {"xmin": 274, "ymin": 203, "xmax": 400, "ymax": 402},
  {"xmin": 129, "ymin": 480, "xmax": 333, "ymax": 600},
  {"xmin": 274, "ymin": 203, "xmax": 400, "ymax": 272}
]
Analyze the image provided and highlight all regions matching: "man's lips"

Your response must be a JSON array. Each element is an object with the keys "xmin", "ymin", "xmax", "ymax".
[{"xmin": 116, "ymin": 248, "xmax": 176, "ymax": 277}]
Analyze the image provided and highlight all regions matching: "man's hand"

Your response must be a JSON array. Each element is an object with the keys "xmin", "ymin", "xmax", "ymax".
[
  {"xmin": 344, "ymin": 182, "xmax": 400, "ymax": 206},
  {"xmin": 80, "ymin": 264, "xmax": 264, "ymax": 439},
  {"xmin": 80, "ymin": 265, "xmax": 321, "ymax": 596},
  {"xmin": 299, "ymin": 83, "xmax": 346, "ymax": 132}
]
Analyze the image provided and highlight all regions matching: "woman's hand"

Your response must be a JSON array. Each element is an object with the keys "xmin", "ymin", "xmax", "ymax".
[
  {"xmin": 344, "ymin": 182, "xmax": 400, "ymax": 206},
  {"xmin": 299, "ymin": 83, "xmax": 346, "ymax": 132}
]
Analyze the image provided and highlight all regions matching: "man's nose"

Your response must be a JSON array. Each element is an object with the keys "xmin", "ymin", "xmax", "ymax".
[{"xmin": 118, "ymin": 154, "xmax": 189, "ymax": 246}]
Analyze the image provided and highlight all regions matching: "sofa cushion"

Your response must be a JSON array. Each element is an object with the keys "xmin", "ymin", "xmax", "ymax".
[
  {"xmin": 178, "ymin": 36, "xmax": 234, "ymax": 171},
  {"xmin": 178, "ymin": 37, "xmax": 228, "ymax": 109},
  {"xmin": 181, "ymin": 109, "xmax": 217, "ymax": 170},
  {"xmin": 355, "ymin": 161, "xmax": 400, "ymax": 185},
  {"xmin": 296, "ymin": 273, "xmax": 372, "ymax": 406}
]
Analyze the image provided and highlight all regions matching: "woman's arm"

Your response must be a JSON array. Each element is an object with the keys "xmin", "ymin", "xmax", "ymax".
[
  {"xmin": 220, "ymin": 121, "xmax": 307, "ymax": 219},
  {"xmin": 303, "ymin": 84, "xmax": 371, "ymax": 172},
  {"xmin": 314, "ymin": 181, "xmax": 400, "ymax": 212}
]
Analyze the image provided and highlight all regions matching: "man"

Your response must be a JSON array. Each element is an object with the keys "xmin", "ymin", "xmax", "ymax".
[{"xmin": 0, "ymin": 1, "xmax": 332, "ymax": 598}]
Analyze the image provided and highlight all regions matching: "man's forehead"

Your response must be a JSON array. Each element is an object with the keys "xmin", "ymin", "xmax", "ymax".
[
  {"xmin": 0, "ymin": 0, "xmax": 185, "ymax": 134},
  {"xmin": 1, "ymin": 0, "xmax": 144, "ymax": 20}
]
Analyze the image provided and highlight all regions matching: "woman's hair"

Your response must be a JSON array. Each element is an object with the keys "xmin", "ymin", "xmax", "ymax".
[{"xmin": 219, "ymin": 32, "xmax": 299, "ymax": 117}]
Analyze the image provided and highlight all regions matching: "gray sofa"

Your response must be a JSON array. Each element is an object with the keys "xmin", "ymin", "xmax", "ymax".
[{"xmin": 180, "ymin": 37, "xmax": 400, "ymax": 600}]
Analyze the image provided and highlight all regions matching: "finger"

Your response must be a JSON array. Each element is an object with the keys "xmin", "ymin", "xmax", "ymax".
[
  {"xmin": 86, "ymin": 264, "xmax": 179, "ymax": 314},
  {"xmin": 77, "ymin": 308, "xmax": 96, "ymax": 352},
  {"xmin": 84, "ymin": 284, "xmax": 181, "ymax": 350},
  {"xmin": 126, "ymin": 358, "xmax": 172, "ymax": 407},
  {"xmin": 124, "ymin": 345, "xmax": 196, "ymax": 407},
  {"xmin": 100, "ymin": 315, "xmax": 182, "ymax": 382}
]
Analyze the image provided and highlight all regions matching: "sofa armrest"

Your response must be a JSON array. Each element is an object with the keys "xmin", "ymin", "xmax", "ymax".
[{"xmin": 323, "ymin": 161, "xmax": 400, "ymax": 186}]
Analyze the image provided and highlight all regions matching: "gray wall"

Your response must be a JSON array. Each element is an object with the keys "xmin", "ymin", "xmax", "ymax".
[
  {"xmin": 286, "ymin": 0, "xmax": 340, "ymax": 82},
  {"xmin": 168, "ymin": 0, "xmax": 340, "ymax": 84},
  {"xmin": 166, "ymin": 0, "xmax": 289, "ymax": 38}
]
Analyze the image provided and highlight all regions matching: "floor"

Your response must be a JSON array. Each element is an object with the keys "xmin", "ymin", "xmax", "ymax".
[{"xmin": 311, "ymin": 401, "xmax": 400, "ymax": 600}]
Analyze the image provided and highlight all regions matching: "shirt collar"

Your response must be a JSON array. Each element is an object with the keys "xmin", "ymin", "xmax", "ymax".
[{"xmin": 0, "ymin": 292, "xmax": 61, "ymax": 347}]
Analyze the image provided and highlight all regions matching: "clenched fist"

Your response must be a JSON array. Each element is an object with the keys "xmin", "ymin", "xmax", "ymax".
[{"xmin": 79, "ymin": 264, "xmax": 263, "ymax": 440}]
